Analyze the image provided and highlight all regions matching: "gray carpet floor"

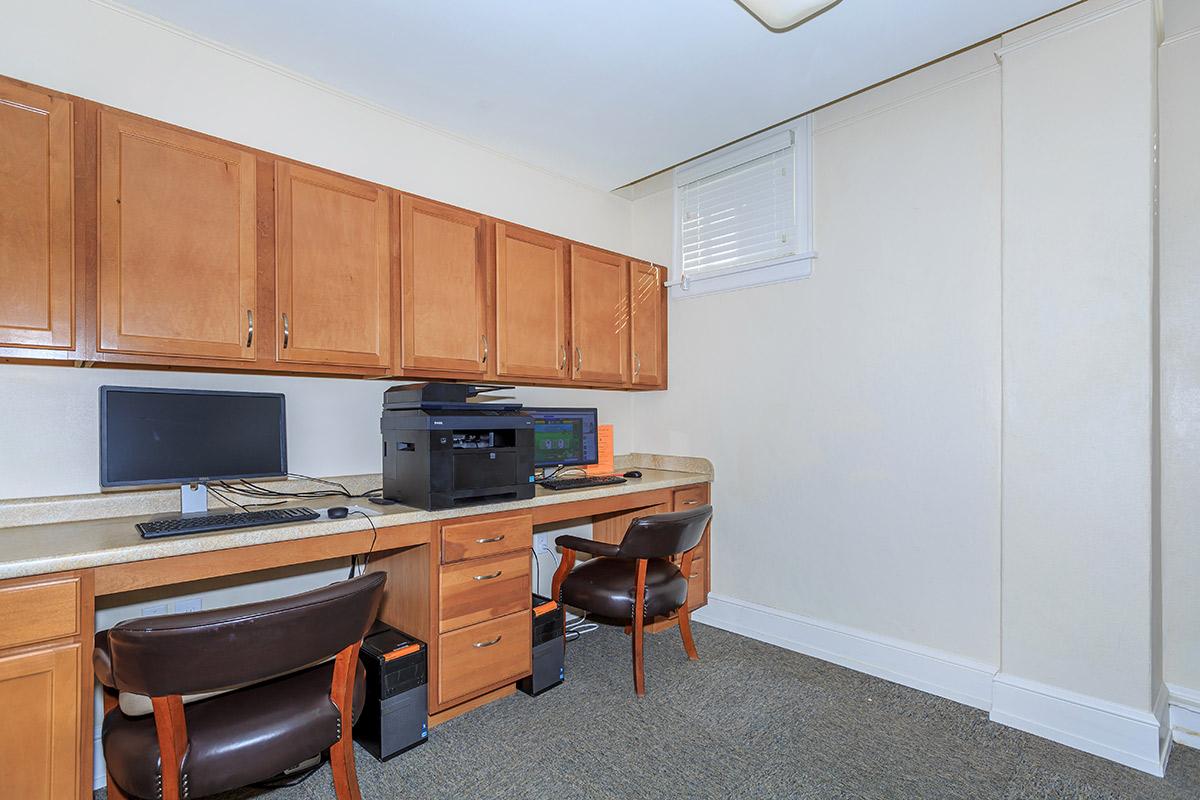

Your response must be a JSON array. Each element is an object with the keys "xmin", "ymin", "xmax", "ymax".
[{"xmin": 97, "ymin": 623, "xmax": 1200, "ymax": 799}]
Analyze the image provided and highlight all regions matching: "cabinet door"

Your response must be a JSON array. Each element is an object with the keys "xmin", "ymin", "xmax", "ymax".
[
  {"xmin": 629, "ymin": 261, "xmax": 666, "ymax": 387},
  {"xmin": 0, "ymin": 644, "xmax": 79, "ymax": 800},
  {"xmin": 0, "ymin": 79, "xmax": 73, "ymax": 350},
  {"xmin": 400, "ymin": 196, "xmax": 487, "ymax": 374},
  {"xmin": 569, "ymin": 245, "xmax": 629, "ymax": 385},
  {"xmin": 98, "ymin": 109, "xmax": 256, "ymax": 361},
  {"xmin": 494, "ymin": 223, "xmax": 567, "ymax": 380},
  {"xmin": 276, "ymin": 163, "xmax": 390, "ymax": 369}
]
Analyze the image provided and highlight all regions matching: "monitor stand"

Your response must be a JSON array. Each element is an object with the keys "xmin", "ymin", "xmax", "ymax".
[{"xmin": 180, "ymin": 482, "xmax": 208, "ymax": 515}]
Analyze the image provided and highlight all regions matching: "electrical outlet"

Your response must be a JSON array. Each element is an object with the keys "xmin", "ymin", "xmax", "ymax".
[
  {"xmin": 533, "ymin": 532, "xmax": 550, "ymax": 550},
  {"xmin": 141, "ymin": 603, "xmax": 169, "ymax": 617},
  {"xmin": 174, "ymin": 597, "xmax": 203, "ymax": 614}
]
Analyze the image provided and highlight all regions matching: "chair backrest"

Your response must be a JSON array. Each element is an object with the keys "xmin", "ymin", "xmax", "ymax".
[
  {"xmin": 105, "ymin": 572, "xmax": 386, "ymax": 698},
  {"xmin": 617, "ymin": 505, "xmax": 712, "ymax": 559}
]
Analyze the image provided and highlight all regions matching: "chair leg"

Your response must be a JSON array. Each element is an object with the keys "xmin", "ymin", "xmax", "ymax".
[
  {"xmin": 677, "ymin": 549, "xmax": 700, "ymax": 660},
  {"xmin": 102, "ymin": 690, "xmax": 131, "ymax": 800},
  {"xmin": 330, "ymin": 644, "xmax": 363, "ymax": 800},
  {"xmin": 632, "ymin": 559, "xmax": 647, "ymax": 696},
  {"xmin": 330, "ymin": 735, "xmax": 362, "ymax": 800},
  {"xmin": 677, "ymin": 606, "xmax": 700, "ymax": 661}
]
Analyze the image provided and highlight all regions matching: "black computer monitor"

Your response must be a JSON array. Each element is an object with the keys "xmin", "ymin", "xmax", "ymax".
[
  {"xmin": 524, "ymin": 407, "xmax": 599, "ymax": 468},
  {"xmin": 99, "ymin": 386, "xmax": 287, "ymax": 487}
]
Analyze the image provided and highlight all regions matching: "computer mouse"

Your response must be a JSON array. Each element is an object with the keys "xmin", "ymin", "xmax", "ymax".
[
  {"xmin": 327, "ymin": 506, "xmax": 349, "ymax": 519},
  {"xmin": 623, "ymin": 470, "xmax": 643, "ymax": 479}
]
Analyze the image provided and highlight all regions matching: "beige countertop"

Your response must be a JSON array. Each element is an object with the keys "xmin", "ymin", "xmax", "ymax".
[{"xmin": 0, "ymin": 454, "xmax": 712, "ymax": 581}]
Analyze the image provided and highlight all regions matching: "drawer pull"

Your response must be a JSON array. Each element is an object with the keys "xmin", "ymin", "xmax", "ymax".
[
  {"xmin": 682, "ymin": 499, "xmax": 700, "ymax": 505},
  {"xmin": 475, "ymin": 535, "xmax": 505, "ymax": 544},
  {"xmin": 473, "ymin": 635, "xmax": 503, "ymax": 648},
  {"xmin": 473, "ymin": 571, "xmax": 502, "ymax": 581}
]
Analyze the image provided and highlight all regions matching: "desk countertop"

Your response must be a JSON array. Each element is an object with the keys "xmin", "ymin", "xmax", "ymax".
[{"xmin": 0, "ymin": 454, "xmax": 712, "ymax": 581}]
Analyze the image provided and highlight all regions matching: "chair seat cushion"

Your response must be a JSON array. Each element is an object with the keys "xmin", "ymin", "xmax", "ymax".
[
  {"xmin": 102, "ymin": 659, "xmax": 365, "ymax": 800},
  {"xmin": 561, "ymin": 557, "xmax": 687, "ymax": 621}
]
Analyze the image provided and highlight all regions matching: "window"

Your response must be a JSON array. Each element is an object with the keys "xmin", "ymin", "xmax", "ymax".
[{"xmin": 671, "ymin": 118, "xmax": 815, "ymax": 297}]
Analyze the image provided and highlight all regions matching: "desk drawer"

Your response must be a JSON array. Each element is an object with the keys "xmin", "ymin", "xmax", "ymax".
[
  {"xmin": 438, "ymin": 610, "xmax": 530, "ymax": 706},
  {"xmin": 0, "ymin": 576, "xmax": 80, "ymax": 650},
  {"xmin": 673, "ymin": 485, "xmax": 707, "ymax": 510},
  {"xmin": 439, "ymin": 551, "xmax": 530, "ymax": 633},
  {"xmin": 441, "ymin": 514, "xmax": 532, "ymax": 563}
]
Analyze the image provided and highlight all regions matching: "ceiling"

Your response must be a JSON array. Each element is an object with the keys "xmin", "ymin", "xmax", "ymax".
[{"xmin": 116, "ymin": 0, "xmax": 1070, "ymax": 191}]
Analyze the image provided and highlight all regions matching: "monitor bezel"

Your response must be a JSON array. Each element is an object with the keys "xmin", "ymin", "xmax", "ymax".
[
  {"xmin": 523, "ymin": 406, "xmax": 599, "ymax": 468},
  {"xmin": 99, "ymin": 385, "xmax": 288, "ymax": 488}
]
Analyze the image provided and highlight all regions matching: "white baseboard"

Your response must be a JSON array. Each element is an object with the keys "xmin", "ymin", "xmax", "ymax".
[
  {"xmin": 1168, "ymin": 683, "xmax": 1200, "ymax": 751},
  {"xmin": 692, "ymin": 593, "xmax": 997, "ymax": 710},
  {"xmin": 990, "ymin": 674, "xmax": 1171, "ymax": 776},
  {"xmin": 694, "ymin": 593, "xmax": 1173, "ymax": 777}
]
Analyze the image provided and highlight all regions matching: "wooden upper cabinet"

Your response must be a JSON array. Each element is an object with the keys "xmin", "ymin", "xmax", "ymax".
[
  {"xmin": 400, "ymin": 196, "xmax": 488, "ymax": 374},
  {"xmin": 494, "ymin": 223, "xmax": 568, "ymax": 381},
  {"xmin": 629, "ymin": 261, "xmax": 666, "ymax": 388},
  {"xmin": 97, "ymin": 109, "xmax": 257, "ymax": 361},
  {"xmin": 569, "ymin": 245, "xmax": 629, "ymax": 385},
  {"xmin": 0, "ymin": 79, "xmax": 73, "ymax": 351},
  {"xmin": 275, "ymin": 163, "xmax": 391, "ymax": 369}
]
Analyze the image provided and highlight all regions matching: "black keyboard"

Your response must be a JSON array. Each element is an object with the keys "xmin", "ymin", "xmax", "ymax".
[
  {"xmin": 137, "ymin": 507, "xmax": 320, "ymax": 539},
  {"xmin": 540, "ymin": 475, "xmax": 628, "ymax": 491}
]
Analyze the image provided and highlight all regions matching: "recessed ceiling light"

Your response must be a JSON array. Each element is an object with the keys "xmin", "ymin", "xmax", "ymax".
[{"xmin": 738, "ymin": 0, "xmax": 841, "ymax": 31}]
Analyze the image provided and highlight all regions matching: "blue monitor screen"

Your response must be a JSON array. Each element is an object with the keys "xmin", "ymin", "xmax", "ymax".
[{"xmin": 524, "ymin": 407, "xmax": 598, "ymax": 468}]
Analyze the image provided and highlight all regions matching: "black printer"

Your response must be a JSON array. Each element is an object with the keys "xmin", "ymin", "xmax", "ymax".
[{"xmin": 381, "ymin": 383, "xmax": 535, "ymax": 510}]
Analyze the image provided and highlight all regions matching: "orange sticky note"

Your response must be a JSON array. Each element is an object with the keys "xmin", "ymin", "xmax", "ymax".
[{"xmin": 585, "ymin": 424, "xmax": 614, "ymax": 476}]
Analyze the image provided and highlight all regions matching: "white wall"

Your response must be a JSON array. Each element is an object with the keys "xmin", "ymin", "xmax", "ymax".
[
  {"xmin": 0, "ymin": 365, "xmax": 635, "ymax": 501},
  {"xmin": 997, "ymin": 0, "xmax": 1159, "ymax": 712},
  {"xmin": 631, "ymin": 0, "xmax": 1191, "ymax": 773},
  {"xmin": 631, "ymin": 42, "xmax": 1004, "ymax": 666},
  {"xmin": 1160, "ymin": 0, "xmax": 1200, "ymax": 696}
]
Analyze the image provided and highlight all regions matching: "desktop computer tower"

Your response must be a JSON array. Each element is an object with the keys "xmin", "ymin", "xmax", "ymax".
[
  {"xmin": 354, "ymin": 622, "xmax": 428, "ymax": 761},
  {"xmin": 518, "ymin": 595, "xmax": 564, "ymax": 696}
]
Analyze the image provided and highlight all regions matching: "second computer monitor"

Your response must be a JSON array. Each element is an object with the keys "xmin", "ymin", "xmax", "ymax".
[{"xmin": 525, "ymin": 407, "xmax": 599, "ymax": 468}]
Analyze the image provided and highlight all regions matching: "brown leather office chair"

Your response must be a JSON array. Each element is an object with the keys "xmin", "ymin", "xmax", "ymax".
[
  {"xmin": 93, "ymin": 572, "xmax": 386, "ymax": 800},
  {"xmin": 551, "ymin": 504, "xmax": 712, "ymax": 696}
]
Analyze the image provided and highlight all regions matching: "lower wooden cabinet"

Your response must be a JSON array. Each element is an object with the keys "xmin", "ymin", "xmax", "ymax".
[
  {"xmin": 0, "ymin": 644, "xmax": 81, "ymax": 800},
  {"xmin": 438, "ymin": 551, "xmax": 530, "ymax": 633},
  {"xmin": 437, "ymin": 610, "xmax": 531, "ymax": 707}
]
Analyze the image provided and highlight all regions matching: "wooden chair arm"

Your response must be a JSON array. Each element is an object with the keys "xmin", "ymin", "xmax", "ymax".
[{"xmin": 554, "ymin": 535, "xmax": 620, "ymax": 558}]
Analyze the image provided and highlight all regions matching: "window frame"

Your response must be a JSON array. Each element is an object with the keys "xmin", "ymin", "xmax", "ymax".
[{"xmin": 670, "ymin": 117, "xmax": 816, "ymax": 298}]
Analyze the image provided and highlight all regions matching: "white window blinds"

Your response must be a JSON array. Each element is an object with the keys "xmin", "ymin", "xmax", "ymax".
[{"xmin": 677, "ymin": 129, "xmax": 798, "ymax": 277}]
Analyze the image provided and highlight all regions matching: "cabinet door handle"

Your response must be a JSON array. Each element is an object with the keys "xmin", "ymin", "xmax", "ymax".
[
  {"xmin": 575, "ymin": 347, "xmax": 582, "ymax": 372},
  {"xmin": 473, "ymin": 570, "xmax": 502, "ymax": 581},
  {"xmin": 246, "ymin": 310, "xmax": 254, "ymax": 347},
  {"xmin": 482, "ymin": 334, "xmax": 489, "ymax": 364},
  {"xmin": 475, "ymin": 535, "xmax": 505, "ymax": 544},
  {"xmin": 559, "ymin": 345, "xmax": 567, "ymax": 371},
  {"xmin": 473, "ymin": 635, "xmax": 503, "ymax": 648},
  {"xmin": 282, "ymin": 313, "xmax": 290, "ymax": 349},
  {"xmin": 634, "ymin": 352, "xmax": 641, "ymax": 377}
]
